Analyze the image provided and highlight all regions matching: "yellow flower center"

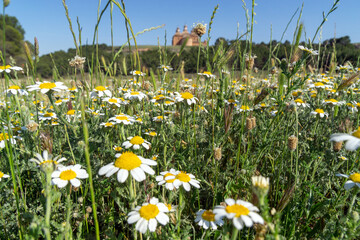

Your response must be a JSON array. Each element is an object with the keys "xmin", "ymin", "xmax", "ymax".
[
  {"xmin": 9, "ymin": 85, "xmax": 20, "ymax": 90},
  {"xmin": 114, "ymin": 146, "xmax": 122, "ymax": 151},
  {"xmin": 203, "ymin": 71, "xmax": 212, "ymax": 75},
  {"xmin": 67, "ymin": 110, "xmax": 75, "ymax": 115},
  {"xmin": 225, "ymin": 204, "xmax": 250, "ymax": 217},
  {"xmin": 0, "ymin": 65, "xmax": 11, "ymax": 70},
  {"xmin": 166, "ymin": 204, "xmax": 172, "ymax": 211},
  {"xmin": 352, "ymin": 127, "xmax": 360, "ymax": 138},
  {"xmin": 176, "ymin": 171, "xmax": 191, "ymax": 182},
  {"xmin": 39, "ymin": 160, "xmax": 58, "ymax": 166},
  {"xmin": 315, "ymin": 109, "xmax": 324, "ymax": 114},
  {"xmin": 349, "ymin": 173, "xmax": 360, "ymax": 183},
  {"xmin": 95, "ymin": 86, "xmax": 106, "ymax": 91},
  {"xmin": 68, "ymin": 87, "xmax": 77, "ymax": 91},
  {"xmin": 295, "ymin": 99, "xmax": 304, "ymax": 104},
  {"xmin": 39, "ymin": 82, "xmax": 56, "ymax": 89},
  {"xmin": 228, "ymin": 99, "xmax": 235, "ymax": 103},
  {"xmin": 114, "ymin": 151, "xmax": 141, "ymax": 170},
  {"xmin": 139, "ymin": 204, "xmax": 159, "ymax": 220},
  {"xmin": 181, "ymin": 92, "xmax": 194, "ymax": 99},
  {"xmin": 240, "ymin": 105, "xmax": 250, "ymax": 110},
  {"xmin": 55, "ymin": 100, "xmax": 62, "ymax": 104},
  {"xmin": 0, "ymin": 133, "xmax": 10, "ymax": 141},
  {"xmin": 131, "ymin": 92, "xmax": 140, "ymax": 95},
  {"xmin": 202, "ymin": 210, "xmax": 215, "ymax": 222},
  {"xmin": 164, "ymin": 173, "xmax": 175, "ymax": 183},
  {"xmin": 130, "ymin": 136, "xmax": 144, "ymax": 145},
  {"xmin": 105, "ymin": 122, "xmax": 113, "ymax": 127},
  {"xmin": 326, "ymin": 99, "xmax": 338, "ymax": 103},
  {"xmin": 108, "ymin": 98, "xmax": 118, "ymax": 103},
  {"xmin": 59, "ymin": 169, "xmax": 77, "ymax": 180},
  {"xmin": 116, "ymin": 116, "xmax": 128, "ymax": 121},
  {"xmin": 44, "ymin": 112, "xmax": 54, "ymax": 117},
  {"xmin": 148, "ymin": 132, "xmax": 157, "ymax": 136},
  {"xmin": 0, "ymin": 171, "xmax": 4, "ymax": 178},
  {"xmin": 133, "ymin": 71, "xmax": 142, "ymax": 75}
]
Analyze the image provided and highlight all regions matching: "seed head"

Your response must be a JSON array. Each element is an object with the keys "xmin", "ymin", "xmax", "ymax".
[
  {"xmin": 69, "ymin": 55, "xmax": 86, "ymax": 69},
  {"xmin": 288, "ymin": 135, "xmax": 298, "ymax": 151},
  {"xmin": 26, "ymin": 121, "xmax": 39, "ymax": 132},
  {"xmin": 214, "ymin": 147, "xmax": 222, "ymax": 161},
  {"xmin": 193, "ymin": 23, "xmax": 207, "ymax": 37}
]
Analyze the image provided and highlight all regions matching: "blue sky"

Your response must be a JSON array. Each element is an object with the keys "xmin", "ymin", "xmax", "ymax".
[{"xmin": 5, "ymin": 0, "xmax": 360, "ymax": 55}]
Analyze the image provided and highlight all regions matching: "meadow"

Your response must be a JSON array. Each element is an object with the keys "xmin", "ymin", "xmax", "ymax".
[{"xmin": 1, "ymin": 0, "xmax": 360, "ymax": 239}]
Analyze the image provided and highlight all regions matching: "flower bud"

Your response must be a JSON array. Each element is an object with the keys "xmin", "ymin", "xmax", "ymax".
[{"xmin": 3, "ymin": 0, "xmax": 10, "ymax": 7}]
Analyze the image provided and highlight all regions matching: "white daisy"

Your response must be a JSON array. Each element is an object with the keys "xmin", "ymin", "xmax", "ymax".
[
  {"xmin": 39, "ymin": 112, "xmax": 57, "ymax": 121},
  {"xmin": 6, "ymin": 85, "xmax": 28, "ymax": 96},
  {"xmin": 0, "ymin": 132, "xmax": 17, "ymax": 149},
  {"xmin": 298, "ymin": 45, "xmax": 318, "ymax": 56},
  {"xmin": 323, "ymin": 99, "xmax": 345, "ymax": 106},
  {"xmin": 27, "ymin": 81, "xmax": 68, "ymax": 94},
  {"xmin": 175, "ymin": 92, "xmax": 198, "ymax": 105},
  {"xmin": 124, "ymin": 90, "xmax": 147, "ymax": 101},
  {"xmin": 237, "ymin": 105, "xmax": 253, "ymax": 112},
  {"xmin": 130, "ymin": 70, "xmax": 146, "ymax": 76},
  {"xmin": 173, "ymin": 170, "xmax": 200, "ymax": 191},
  {"xmin": 108, "ymin": 114, "xmax": 135, "ymax": 125},
  {"xmin": 294, "ymin": 98, "xmax": 309, "ymax": 108},
  {"xmin": 330, "ymin": 127, "xmax": 360, "ymax": 151},
  {"xmin": 0, "ymin": 171, "xmax": 10, "ymax": 181},
  {"xmin": 213, "ymin": 198, "xmax": 264, "ymax": 230},
  {"xmin": 100, "ymin": 122, "xmax": 115, "ymax": 128},
  {"xmin": 51, "ymin": 164, "xmax": 89, "ymax": 188},
  {"xmin": 91, "ymin": 86, "xmax": 112, "ymax": 98},
  {"xmin": 158, "ymin": 65, "xmax": 173, "ymax": 72},
  {"xmin": 30, "ymin": 150, "xmax": 67, "ymax": 172},
  {"xmin": 98, "ymin": 151, "xmax": 156, "ymax": 183},
  {"xmin": 0, "ymin": 65, "xmax": 23, "ymax": 73},
  {"xmin": 152, "ymin": 115, "xmax": 168, "ymax": 122},
  {"xmin": 198, "ymin": 71, "xmax": 216, "ymax": 79},
  {"xmin": 155, "ymin": 168, "xmax": 177, "ymax": 190},
  {"xmin": 122, "ymin": 136, "xmax": 150, "ymax": 150},
  {"xmin": 195, "ymin": 209, "xmax": 223, "ymax": 230},
  {"xmin": 336, "ymin": 173, "xmax": 360, "ymax": 190},
  {"xmin": 310, "ymin": 109, "xmax": 328, "ymax": 118},
  {"xmin": 103, "ymin": 97, "xmax": 123, "ymax": 107},
  {"xmin": 127, "ymin": 197, "xmax": 169, "ymax": 234}
]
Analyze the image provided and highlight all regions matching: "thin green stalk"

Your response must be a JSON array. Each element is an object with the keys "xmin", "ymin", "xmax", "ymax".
[
  {"xmin": 2, "ymin": 128, "xmax": 23, "ymax": 239},
  {"xmin": 193, "ymin": 104, "xmax": 197, "ymax": 162},
  {"xmin": 44, "ymin": 172, "xmax": 52, "ymax": 240},
  {"xmin": 81, "ymin": 98, "xmax": 100, "ymax": 240},
  {"xmin": 61, "ymin": 0, "xmax": 80, "ymax": 54},
  {"xmin": 177, "ymin": 188, "xmax": 184, "ymax": 234},
  {"xmin": 65, "ymin": 185, "xmax": 73, "ymax": 240},
  {"xmin": 196, "ymin": 36, "xmax": 201, "ymax": 85}
]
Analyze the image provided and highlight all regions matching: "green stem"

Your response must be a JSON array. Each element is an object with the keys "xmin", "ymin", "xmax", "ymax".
[
  {"xmin": 65, "ymin": 185, "xmax": 72, "ymax": 240},
  {"xmin": 230, "ymin": 226, "xmax": 239, "ymax": 240},
  {"xmin": 81, "ymin": 99, "xmax": 100, "ymax": 240},
  {"xmin": 177, "ymin": 188, "xmax": 184, "ymax": 234},
  {"xmin": 44, "ymin": 172, "xmax": 52, "ymax": 240}
]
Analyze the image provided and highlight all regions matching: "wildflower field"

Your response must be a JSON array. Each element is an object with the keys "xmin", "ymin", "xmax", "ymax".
[{"xmin": 1, "ymin": 0, "xmax": 360, "ymax": 239}]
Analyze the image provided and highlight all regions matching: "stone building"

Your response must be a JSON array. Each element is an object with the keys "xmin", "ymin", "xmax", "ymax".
[{"xmin": 172, "ymin": 25, "xmax": 207, "ymax": 46}]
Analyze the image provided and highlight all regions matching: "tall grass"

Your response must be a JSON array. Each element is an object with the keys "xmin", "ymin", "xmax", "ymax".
[{"xmin": 1, "ymin": 0, "xmax": 360, "ymax": 239}]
